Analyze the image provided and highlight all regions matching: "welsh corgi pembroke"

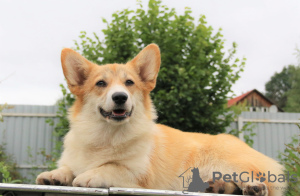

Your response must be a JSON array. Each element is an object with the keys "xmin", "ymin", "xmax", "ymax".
[{"xmin": 36, "ymin": 44, "xmax": 287, "ymax": 195}]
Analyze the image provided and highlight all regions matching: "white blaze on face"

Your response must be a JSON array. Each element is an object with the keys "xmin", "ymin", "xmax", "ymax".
[{"xmin": 104, "ymin": 84, "xmax": 132, "ymax": 112}]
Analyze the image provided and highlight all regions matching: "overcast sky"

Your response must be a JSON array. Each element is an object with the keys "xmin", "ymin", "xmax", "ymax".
[{"xmin": 1, "ymin": 0, "xmax": 300, "ymax": 105}]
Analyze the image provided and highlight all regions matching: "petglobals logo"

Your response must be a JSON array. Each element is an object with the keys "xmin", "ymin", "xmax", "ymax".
[
  {"xmin": 179, "ymin": 167, "xmax": 210, "ymax": 192},
  {"xmin": 212, "ymin": 171, "xmax": 298, "ymax": 183},
  {"xmin": 179, "ymin": 167, "xmax": 298, "ymax": 193}
]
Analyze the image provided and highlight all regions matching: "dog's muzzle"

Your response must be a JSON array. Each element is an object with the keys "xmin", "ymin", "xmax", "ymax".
[{"xmin": 100, "ymin": 107, "xmax": 133, "ymax": 121}]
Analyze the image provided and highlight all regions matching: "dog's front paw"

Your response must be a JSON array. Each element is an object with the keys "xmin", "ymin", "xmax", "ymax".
[
  {"xmin": 206, "ymin": 180, "xmax": 225, "ymax": 193},
  {"xmin": 36, "ymin": 168, "xmax": 73, "ymax": 186},
  {"xmin": 72, "ymin": 169, "xmax": 112, "ymax": 188},
  {"xmin": 243, "ymin": 182, "xmax": 268, "ymax": 196},
  {"xmin": 206, "ymin": 180, "xmax": 242, "ymax": 194}
]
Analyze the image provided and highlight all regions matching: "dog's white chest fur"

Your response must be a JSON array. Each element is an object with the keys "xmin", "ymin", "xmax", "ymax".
[{"xmin": 58, "ymin": 114, "xmax": 155, "ymax": 177}]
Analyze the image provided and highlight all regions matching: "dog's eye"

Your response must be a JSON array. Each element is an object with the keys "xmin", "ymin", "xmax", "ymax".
[
  {"xmin": 96, "ymin": 80, "xmax": 107, "ymax": 87},
  {"xmin": 125, "ymin": 80, "xmax": 134, "ymax": 86}
]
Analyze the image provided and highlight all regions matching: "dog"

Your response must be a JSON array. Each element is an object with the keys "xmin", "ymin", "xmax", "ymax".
[{"xmin": 36, "ymin": 44, "xmax": 287, "ymax": 195}]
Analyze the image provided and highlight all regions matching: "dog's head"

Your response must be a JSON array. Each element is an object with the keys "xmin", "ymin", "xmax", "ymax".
[{"xmin": 61, "ymin": 44, "xmax": 160, "ymax": 124}]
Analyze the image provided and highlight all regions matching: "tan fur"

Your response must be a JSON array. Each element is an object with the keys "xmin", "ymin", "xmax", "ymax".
[{"xmin": 36, "ymin": 44, "xmax": 287, "ymax": 195}]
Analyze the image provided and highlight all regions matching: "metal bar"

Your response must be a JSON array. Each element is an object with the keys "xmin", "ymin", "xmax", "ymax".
[
  {"xmin": 242, "ymin": 119, "xmax": 300, "ymax": 124},
  {"xmin": 109, "ymin": 187, "xmax": 234, "ymax": 195},
  {"xmin": 237, "ymin": 116, "xmax": 244, "ymax": 141},
  {"xmin": 0, "ymin": 184, "xmax": 239, "ymax": 196},
  {"xmin": 16, "ymin": 165, "xmax": 48, "ymax": 169},
  {"xmin": 1, "ymin": 113, "xmax": 57, "ymax": 117},
  {"xmin": 232, "ymin": 118, "xmax": 300, "ymax": 124},
  {"xmin": 0, "ymin": 183, "xmax": 108, "ymax": 195}
]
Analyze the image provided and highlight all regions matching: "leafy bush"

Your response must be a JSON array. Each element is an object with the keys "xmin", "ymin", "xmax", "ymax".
[
  {"xmin": 278, "ymin": 125, "xmax": 300, "ymax": 195},
  {"xmin": 45, "ymin": 84, "xmax": 75, "ymax": 170},
  {"xmin": 0, "ymin": 104, "xmax": 22, "ymax": 183},
  {"xmin": 0, "ymin": 145, "xmax": 22, "ymax": 183}
]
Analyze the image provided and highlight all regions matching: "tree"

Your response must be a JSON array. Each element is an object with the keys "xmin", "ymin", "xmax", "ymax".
[
  {"xmin": 285, "ymin": 67, "xmax": 300, "ymax": 112},
  {"xmin": 265, "ymin": 65, "xmax": 296, "ymax": 110},
  {"xmin": 69, "ymin": 0, "xmax": 245, "ymax": 134},
  {"xmin": 265, "ymin": 46, "xmax": 300, "ymax": 112},
  {"xmin": 284, "ymin": 48, "xmax": 300, "ymax": 112}
]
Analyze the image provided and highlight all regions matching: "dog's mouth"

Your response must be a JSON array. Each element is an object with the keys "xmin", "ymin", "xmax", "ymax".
[{"xmin": 100, "ymin": 107, "xmax": 133, "ymax": 121}]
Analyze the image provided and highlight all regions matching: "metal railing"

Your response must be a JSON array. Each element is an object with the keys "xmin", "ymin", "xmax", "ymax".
[{"xmin": 0, "ymin": 183, "xmax": 239, "ymax": 196}]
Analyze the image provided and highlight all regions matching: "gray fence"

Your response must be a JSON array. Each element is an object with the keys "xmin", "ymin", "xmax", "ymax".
[
  {"xmin": 0, "ymin": 105, "xmax": 299, "ymax": 183},
  {"xmin": 227, "ymin": 112, "xmax": 300, "ymax": 160},
  {"xmin": 0, "ymin": 105, "xmax": 59, "ymax": 182}
]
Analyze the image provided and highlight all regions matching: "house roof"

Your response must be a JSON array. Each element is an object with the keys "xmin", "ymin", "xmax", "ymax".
[
  {"xmin": 227, "ymin": 90, "xmax": 253, "ymax": 107},
  {"xmin": 228, "ymin": 89, "xmax": 274, "ymax": 106},
  {"xmin": 228, "ymin": 89, "xmax": 284, "ymax": 112}
]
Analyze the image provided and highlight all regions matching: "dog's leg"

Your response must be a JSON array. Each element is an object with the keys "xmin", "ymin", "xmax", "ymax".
[
  {"xmin": 36, "ymin": 166, "xmax": 74, "ymax": 186},
  {"xmin": 205, "ymin": 180, "xmax": 242, "ymax": 195},
  {"xmin": 205, "ymin": 179, "xmax": 267, "ymax": 195},
  {"xmin": 240, "ymin": 181, "xmax": 268, "ymax": 196},
  {"xmin": 72, "ymin": 163, "xmax": 141, "ymax": 188}
]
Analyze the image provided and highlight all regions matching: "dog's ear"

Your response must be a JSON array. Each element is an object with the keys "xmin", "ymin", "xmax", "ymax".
[
  {"xmin": 61, "ymin": 48, "xmax": 93, "ymax": 94},
  {"xmin": 128, "ymin": 44, "xmax": 161, "ymax": 91}
]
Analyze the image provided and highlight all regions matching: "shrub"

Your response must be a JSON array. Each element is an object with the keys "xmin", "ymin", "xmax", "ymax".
[
  {"xmin": 278, "ymin": 125, "xmax": 300, "ymax": 195},
  {"xmin": 0, "ymin": 104, "xmax": 22, "ymax": 183}
]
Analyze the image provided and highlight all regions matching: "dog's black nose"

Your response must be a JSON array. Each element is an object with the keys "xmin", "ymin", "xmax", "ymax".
[{"xmin": 112, "ymin": 92, "xmax": 128, "ymax": 105}]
